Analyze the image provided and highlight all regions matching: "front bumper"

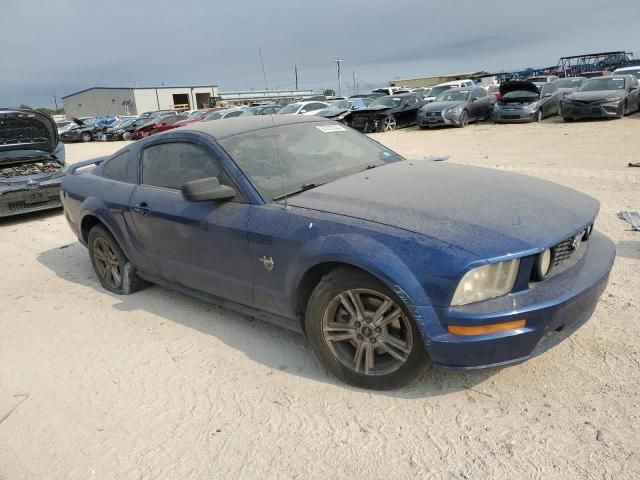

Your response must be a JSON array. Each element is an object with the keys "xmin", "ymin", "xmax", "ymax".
[
  {"xmin": 492, "ymin": 108, "xmax": 537, "ymax": 123},
  {"xmin": 348, "ymin": 115, "xmax": 380, "ymax": 133},
  {"xmin": 0, "ymin": 179, "xmax": 64, "ymax": 218},
  {"xmin": 417, "ymin": 110, "xmax": 461, "ymax": 127},
  {"xmin": 561, "ymin": 102, "xmax": 621, "ymax": 119},
  {"xmin": 418, "ymin": 230, "xmax": 615, "ymax": 370}
]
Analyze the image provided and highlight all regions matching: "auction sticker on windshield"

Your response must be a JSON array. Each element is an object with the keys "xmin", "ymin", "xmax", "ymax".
[{"xmin": 316, "ymin": 124, "xmax": 346, "ymax": 133}]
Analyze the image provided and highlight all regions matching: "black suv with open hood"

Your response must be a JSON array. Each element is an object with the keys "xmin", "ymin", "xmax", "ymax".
[{"xmin": 0, "ymin": 108, "xmax": 67, "ymax": 218}]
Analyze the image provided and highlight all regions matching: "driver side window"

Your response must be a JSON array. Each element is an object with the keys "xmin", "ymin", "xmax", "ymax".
[{"xmin": 141, "ymin": 142, "xmax": 229, "ymax": 191}]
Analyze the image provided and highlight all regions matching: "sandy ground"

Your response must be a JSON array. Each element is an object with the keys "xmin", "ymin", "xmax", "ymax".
[{"xmin": 1, "ymin": 117, "xmax": 639, "ymax": 479}]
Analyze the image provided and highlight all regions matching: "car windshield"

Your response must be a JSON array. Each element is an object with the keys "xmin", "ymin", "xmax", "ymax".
[
  {"xmin": 554, "ymin": 78, "xmax": 584, "ymax": 88},
  {"xmin": 436, "ymin": 90, "xmax": 470, "ymax": 102},
  {"xmin": 427, "ymin": 86, "xmax": 453, "ymax": 97},
  {"xmin": 369, "ymin": 97, "xmax": 402, "ymax": 107},
  {"xmin": 219, "ymin": 122, "xmax": 404, "ymax": 201},
  {"xmin": 277, "ymin": 103, "xmax": 301, "ymax": 114},
  {"xmin": 204, "ymin": 111, "xmax": 227, "ymax": 121},
  {"xmin": 189, "ymin": 110, "xmax": 207, "ymax": 119},
  {"xmin": 579, "ymin": 77, "xmax": 626, "ymax": 91}
]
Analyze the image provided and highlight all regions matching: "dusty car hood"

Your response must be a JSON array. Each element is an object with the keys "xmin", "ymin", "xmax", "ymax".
[
  {"xmin": 316, "ymin": 107, "xmax": 350, "ymax": 118},
  {"xmin": 566, "ymin": 91, "xmax": 624, "ymax": 101},
  {"xmin": 352, "ymin": 105, "xmax": 393, "ymax": 114},
  {"xmin": 287, "ymin": 161, "xmax": 599, "ymax": 258},
  {"xmin": 421, "ymin": 101, "xmax": 465, "ymax": 113},
  {"xmin": 499, "ymin": 81, "xmax": 539, "ymax": 96},
  {"xmin": 0, "ymin": 109, "xmax": 59, "ymax": 154}
]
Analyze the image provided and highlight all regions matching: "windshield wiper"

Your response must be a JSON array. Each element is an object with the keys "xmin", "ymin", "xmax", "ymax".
[{"xmin": 274, "ymin": 182, "xmax": 325, "ymax": 201}]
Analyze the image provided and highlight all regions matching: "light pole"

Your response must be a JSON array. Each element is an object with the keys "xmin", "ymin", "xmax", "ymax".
[
  {"xmin": 335, "ymin": 59, "xmax": 343, "ymax": 96},
  {"xmin": 352, "ymin": 72, "xmax": 357, "ymax": 94},
  {"xmin": 294, "ymin": 64, "xmax": 299, "ymax": 90}
]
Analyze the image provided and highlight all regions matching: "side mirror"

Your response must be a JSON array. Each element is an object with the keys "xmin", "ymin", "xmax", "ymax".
[
  {"xmin": 181, "ymin": 177, "xmax": 236, "ymax": 202},
  {"xmin": 471, "ymin": 97, "xmax": 479, "ymax": 102}
]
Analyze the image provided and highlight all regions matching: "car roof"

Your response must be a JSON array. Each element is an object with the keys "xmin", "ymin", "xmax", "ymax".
[
  {"xmin": 184, "ymin": 114, "xmax": 327, "ymax": 140},
  {"xmin": 435, "ymin": 80, "xmax": 472, "ymax": 86},
  {"xmin": 613, "ymin": 66, "xmax": 640, "ymax": 72}
]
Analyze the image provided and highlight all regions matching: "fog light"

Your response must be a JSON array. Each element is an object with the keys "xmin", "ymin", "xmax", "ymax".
[
  {"xmin": 532, "ymin": 249, "xmax": 553, "ymax": 281},
  {"xmin": 448, "ymin": 319, "xmax": 526, "ymax": 336}
]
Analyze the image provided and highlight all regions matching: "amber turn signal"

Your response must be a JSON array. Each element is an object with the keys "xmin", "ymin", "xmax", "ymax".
[{"xmin": 448, "ymin": 319, "xmax": 526, "ymax": 336}]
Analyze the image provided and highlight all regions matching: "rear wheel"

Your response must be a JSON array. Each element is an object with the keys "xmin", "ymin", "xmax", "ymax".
[
  {"xmin": 81, "ymin": 132, "xmax": 92, "ymax": 142},
  {"xmin": 536, "ymin": 109, "xmax": 544, "ymax": 122},
  {"xmin": 306, "ymin": 268, "xmax": 427, "ymax": 389},
  {"xmin": 122, "ymin": 131, "xmax": 132, "ymax": 141},
  {"xmin": 88, "ymin": 225, "xmax": 146, "ymax": 295}
]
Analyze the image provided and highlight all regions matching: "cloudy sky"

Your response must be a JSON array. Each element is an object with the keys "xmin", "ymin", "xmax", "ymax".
[{"xmin": 1, "ymin": 0, "xmax": 638, "ymax": 107}]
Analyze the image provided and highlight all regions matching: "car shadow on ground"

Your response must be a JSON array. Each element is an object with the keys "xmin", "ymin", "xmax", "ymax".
[
  {"xmin": 0, "ymin": 208, "xmax": 62, "ymax": 226},
  {"xmin": 38, "ymin": 242, "xmax": 498, "ymax": 398}
]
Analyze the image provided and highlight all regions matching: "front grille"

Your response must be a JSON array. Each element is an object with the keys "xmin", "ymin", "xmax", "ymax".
[
  {"xmin": 553, "ymin": 237, "xmax": 576, "ymax": 266},
  {"xmin": 501, "ymin": 114, "xmax": 522, "ymax": 120},
  {"xmin": 0, "ymin": 184, "xmax": 61, "ymax": 215}
]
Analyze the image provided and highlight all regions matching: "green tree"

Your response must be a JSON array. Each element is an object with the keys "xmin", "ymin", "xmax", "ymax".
[{"xmin": 323, "ymin": 88, "xmax": 336, "ymax": 97}]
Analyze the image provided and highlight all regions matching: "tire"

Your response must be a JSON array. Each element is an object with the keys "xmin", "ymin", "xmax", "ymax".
[
  {"xmin": 122, "ymin": 131, "xmax": 132, "ymax": 141},
  {"xmin": 378, "ymin": 115, "xmax": 397, "ymax": 132},
  {"xmin": 536, "ymin": 109, "xmax": 544, "ymax": 122},
  {"xmin": 458, "ymin": 110, "xmax": 469, "ymax": 128},
  {"xmin": 88, "ymin": 225, "xmax": 146, "ymax": 295},
  {"xmin": 306, "ymin": 267, "xmax": 427, "ymax": 390},
  {"xmin": 81, "ymin": 132, "xmax": 92, "ymax": 142}
]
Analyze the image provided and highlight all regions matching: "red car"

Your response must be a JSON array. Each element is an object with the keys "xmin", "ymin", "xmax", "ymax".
[
  {"xmin": 131, "ymin": 114, "xmax": 186, "ymax": 139},
  {"xmin": 487, "ymin": 84, "xmax": 502, "ymax": 101},
  {"xmin": 171, "ymin": 108, "xmax": 223, "ymax": 128}
]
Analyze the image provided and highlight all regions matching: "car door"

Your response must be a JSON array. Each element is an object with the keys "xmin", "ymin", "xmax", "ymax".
[
  {"xmin": 398, "ymin": 95, "xmax": 419, "ymax": 127},
  {"xmin": 128, "ymin": 138, "xmax": 253, "ymax": 305}
]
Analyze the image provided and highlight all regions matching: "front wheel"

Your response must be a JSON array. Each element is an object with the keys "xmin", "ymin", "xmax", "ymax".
[
  {"xmin": 122, "ymin": 131, "xmax": 132, "ymax": 141},
  {"xmin": 306, "ymin": 268, "xmax": 427, "ymax": 389},
  {"xmin": 536, "ymin": 109, "xmax": 544, "ymax": 122},
  {"xmin": 378, "ymin": 115, "xmax": 397, "ymax": 132},
  {"xmin": 81, "ymin": 132, "xmax": 92, "ymax": 142},
  {"xmin": 458, "ymin": 110, "xmax": 469, "ymax": 127}
]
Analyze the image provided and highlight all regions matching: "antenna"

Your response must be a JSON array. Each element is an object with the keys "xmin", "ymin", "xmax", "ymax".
[{"xmin": 258, "ymin": 49, "xmax": 288, "ymax": 209}]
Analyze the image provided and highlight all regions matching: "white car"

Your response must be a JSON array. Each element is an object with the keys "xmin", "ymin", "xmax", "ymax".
[
  {"xmin": 277, "ymin": 101, "xmax": 330, "ymax": 115},
  {"xmin": 423, "ymin": 80, "xmax": 476, "ymax": 102},
  {"xmin": 612, "ymin": 66, "xmax": 640, "ymax": 79}
]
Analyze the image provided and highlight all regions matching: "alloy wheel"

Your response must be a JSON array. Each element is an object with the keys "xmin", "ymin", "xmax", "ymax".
[
  {"xmin": 382, "ymin": 116, "xmax": 397, "ymax": 131},
  {"xmin": 321, "ymin": 288, "xmax": 413, "ymax": 376},
  {"xmin": 82, "ymin": 132, "xmax": 92, "ymax": 142},
  {"xmin": 460, "ymin": 110, "xmax": 469, "ymax": 127},
  {"xmin": 536, "ymin": 109, "xmax": 543, "ymax": 122},
  {"xmin": 92, "ymin": 237, "xmax": 122, "ymax": 289}
]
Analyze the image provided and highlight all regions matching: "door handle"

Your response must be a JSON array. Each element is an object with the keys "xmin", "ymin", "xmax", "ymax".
[{"xmin": 132, "ymin": 202, "xmax": 150, "ymax": 215}]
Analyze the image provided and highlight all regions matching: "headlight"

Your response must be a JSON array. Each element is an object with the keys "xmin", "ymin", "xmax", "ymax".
[
  {"xmin": 445, "ymin": 106, "xmax": 462, "ymax": 115},
  {"xmin": 451, "ymin": 259, "xmax": 520, "ymax": 306},
  {"xmin": 605, "ymin": 96, "xmax": 622, "ymax": 102}
]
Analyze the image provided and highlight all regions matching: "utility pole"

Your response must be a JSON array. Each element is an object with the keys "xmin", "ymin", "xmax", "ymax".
[
  {"xmin": 294, "ymin": 64, "xmax": 299, "ymax": 90},
  {"xmin": 335, "ymin": 59, "xmax": 343, "ymax": 96},
  {"xmin": 352, "ymin": 72, "xmax": 357, "ymax": 94},
  {"xmin": 53, "ymin": 95, "xmax": 58, "ymax": 110}
]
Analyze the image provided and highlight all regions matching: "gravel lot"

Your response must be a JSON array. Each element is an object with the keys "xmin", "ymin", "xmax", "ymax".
[{"xmin": 1, "ymin": 117, "xmax": 639, "ymax": 479}]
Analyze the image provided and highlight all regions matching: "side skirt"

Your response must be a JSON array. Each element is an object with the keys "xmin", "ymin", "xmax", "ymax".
[{"xmin": 136, "ymin": 271, "xmax": 303, "ymax": 334}]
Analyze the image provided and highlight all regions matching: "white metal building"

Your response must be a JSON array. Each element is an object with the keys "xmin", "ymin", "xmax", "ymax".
[
  {"xmin": 61, "ymin": 85, "xmax": 219, "ymax": 118},
  {"xmin": 61, "ymin": 86, "xmax": 318, "ymax": 118}
]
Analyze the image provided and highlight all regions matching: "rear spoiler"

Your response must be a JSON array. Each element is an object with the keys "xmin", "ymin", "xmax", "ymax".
[{"xmin": 67, "ymin": 157, "xmax": 106, "ymax": 174}]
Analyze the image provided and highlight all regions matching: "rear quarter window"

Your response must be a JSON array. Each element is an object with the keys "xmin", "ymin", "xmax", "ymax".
[{"xmin": 102, "ymin": 152, "xmax": 130, "ymax": 182}]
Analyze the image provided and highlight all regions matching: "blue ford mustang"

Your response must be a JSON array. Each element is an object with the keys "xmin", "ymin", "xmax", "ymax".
[{"xmin": 61, "ymin": 116, "xmax": 615, "ymax": 389}]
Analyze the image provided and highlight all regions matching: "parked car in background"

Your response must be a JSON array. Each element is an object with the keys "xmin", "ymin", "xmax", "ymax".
[
  {"xmin": 349, "ymin": 92, "xmax": 385, "ymax": 99},
  {"xmin": 421, "ymin": 81, "xmax": 475, "ymax": 103},
  {"xmin": 553, "ymin": 77, "xmax": 587, "ymax": 96},
  {"xmin": 527, "ymin": 75, "xmax": 559, "ymax": 83},
  {"xmin": 60, "ymin": 115, "xmax": 614, "ymax": 389},
  {"xmin": 0, "ymin": 108, "xmax": 67, "ymax": 217},
  {"xmin": 612, "ymin": 66, "xmax": 640, "ymax": 79},
  {"xmin": 116, "ymin": 117, "xmax": 155, "ymax": 140},
  {"xmin": 413, "ymin": 87, "xmax": 433, "ymax": 101},
  {"xmin": 372, "ymin": 87, "xmax": 411, "ymax": 96},
  {"xmin": 102, "ymin": 117, "xmax": 141, "ymax": 141},
  {"xmin": 314, "ymin": 98, "xmax": 373, "ymax": 122},
  {"xmin": 60, "ymin": 118, "xmax": 101, "ymax": 142},
  {"xmin": 277, "ymin": 101, "xmax": 330, "ymax": 116},
  {"xmin": 172, "ymin": 108, "xmax": 220, "ymax": 128},
  {"xmin": 417, "ymin": 87, "xmax": 494, "ymax": 128},
  {"xmin": 131, "ymin": 114, "xmax": 186, "ymax": 139},
  {"xmin": 492, "ymin": 81, "xmax": 562, "ymax": 123},
  {"xmin": 582, "ymin": 70, "xmax": 612, "ymax": 79},
  {"xmin": 487, "ymin": 84, "xmax": 502, "ymax": 101},
  {"xmin": 202, "ymin": 109, "xmax": 245, "ymax": 121},
  {"xmin": 561, "ymin": 75, "xmax": 640, "ymax": 121},
  {"xmin": 241, "ymin": 104, "xmax": 283, "ymax": 116},
  {"xmin": 346, "ymin": 93, "xmax": 426, "ymax": 132}
]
